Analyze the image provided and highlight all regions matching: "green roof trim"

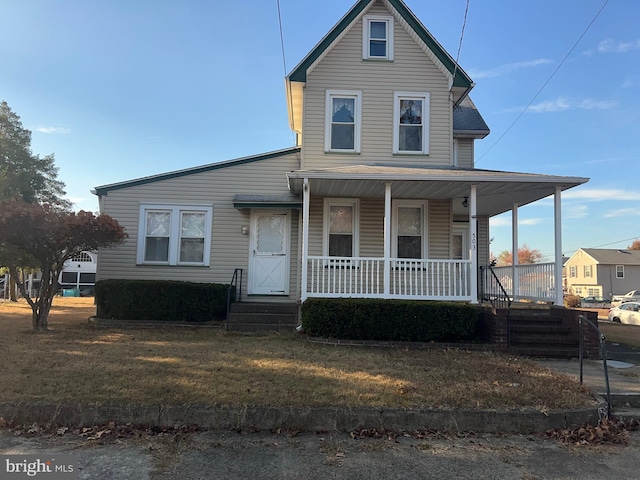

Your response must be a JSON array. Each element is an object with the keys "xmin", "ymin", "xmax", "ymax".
[
  {"xmin": 93, "ymin": 147, "xmax": 301, "ymax": 196},
  {"xmin": 287, "ymin": 0, "xmax": 472, "ymax": 88}
]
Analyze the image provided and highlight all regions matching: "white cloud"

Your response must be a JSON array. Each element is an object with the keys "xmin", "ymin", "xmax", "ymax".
[
  {"xmin": 563, "ymin": 188, "xmax": 640, "ymax": 202},
  {"xmin": 490, "ymin": 217, "xmax": 510, "ymax": 227},
  {"xmin": 35, "ymin": 126, "xmax": 71, "ymax": 134},
  {"xmin": 499, "ymin": 97, "xmax": 616, "ymax": 114},
  {"xmin": 565, "ymin": 204, "xmax": 589, "ymax": 219},
  {"xmin": 467, "ymin": 59, "xmax": 552, "ymax": 79},
  {"xmin": 604, "ymin": 208, "xmax": 640, "ymax": 218},
  {"xmin": 597, "ymin": 38, "xmax": 640, "ymax": 53},
  {"xmin": 489, "ymin": 217, "xmax": 542, "ymax": 227}
]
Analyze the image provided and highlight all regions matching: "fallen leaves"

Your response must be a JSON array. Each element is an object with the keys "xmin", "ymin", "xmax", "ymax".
[{"xmin": 542, "ymin": 417, "xmax": 640, "ymax": 446}]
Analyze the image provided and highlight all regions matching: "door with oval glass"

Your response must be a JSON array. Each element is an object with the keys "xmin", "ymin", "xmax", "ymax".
[{"xmin": 249, "ymin": 211, "xmax": 290, "ymax": 295}]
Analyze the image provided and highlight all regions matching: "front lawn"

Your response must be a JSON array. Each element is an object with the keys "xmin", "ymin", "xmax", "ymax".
[
  {"xmin": 0, "ymin": 298, "xmax": 596, "ymax": 411},
  {"xmin": 599, "ymin": 321, "xmax": 640, "ymax": 349}
]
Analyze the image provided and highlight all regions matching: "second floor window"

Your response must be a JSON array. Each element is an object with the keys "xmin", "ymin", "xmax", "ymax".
[
  {"xmin": 325, "ymin": 91, "xmax": 361, "ymax": 153},
  {"xmin": 569, "ymin": 266, "xmax": 577, "ymax": 278},
  {"xmin": 616, "ymin": 265, "xmax": 624, "ymax": 278},
  {"xmin": 363, "ymin": 15, "xmax": 394, "ymax": 60},
  {"xmin": 583, "ymin": 265, "xmax": 592, "ymax": 278},
  {"xmin": 393, "ymin": 92, "xmax": 430, "ymax": 154}
]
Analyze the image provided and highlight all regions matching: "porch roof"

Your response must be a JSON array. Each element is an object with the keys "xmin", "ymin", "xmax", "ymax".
[{"xmin": 286, "ymin": 164, "xmax": 589, "ymax": 217}]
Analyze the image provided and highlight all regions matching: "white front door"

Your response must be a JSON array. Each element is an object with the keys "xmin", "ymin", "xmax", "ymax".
[
  {"xmin": 452, "ymin": 224, "xmax": 469, "ymax": 260},
  {"xmin": 249, "ymin": 211, "xmax": 290, "ymax": 295}
]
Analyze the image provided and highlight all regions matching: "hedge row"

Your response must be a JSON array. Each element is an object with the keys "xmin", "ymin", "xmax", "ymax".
[
  {"xmin": 301, "ymin": 298, "xmax": 479, "ymax": 342},
  {"xmin": 95, "ymin": 279, "xmax": 232, "ymax": 322}
]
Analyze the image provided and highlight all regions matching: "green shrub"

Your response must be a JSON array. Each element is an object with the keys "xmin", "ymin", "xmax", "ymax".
[
  {"xmin": 301, "ymin": 298, "xmax": 479, "ymax": 342},
  {"xmin": 95, "ymin": 279, "xmax": 232, "ymax": 322},
  {"xmin": 564, "ymin": 294, "xmax": 581, "ymax": 308}
]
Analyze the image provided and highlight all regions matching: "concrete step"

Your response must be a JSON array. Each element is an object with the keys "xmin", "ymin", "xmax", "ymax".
[
  {"xmin": 227, "ymin": 313, "xmax": 298, "ymax": 325},
  {"xmin": 226, "ymin": 322, "xmax": 298, "ymax": 333}
]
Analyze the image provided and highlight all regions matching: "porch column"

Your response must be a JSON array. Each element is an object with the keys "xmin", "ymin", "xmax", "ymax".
[
  {"xmin": 301, "ymin": 178, "xmax": 310, "ymax": 302},
  {"xmin": 384, "ymin": 182, "xmax": 392, "ymax": 297},
  {"xmin": 512, "ymin": 203, "xmax": 519, "ymax": 301},
  {"xmin": 554, "ymin": 186, "xmax": 563, "ymax": 305},
  {"xmin": 469, "ymin": 185, "xmax": 478, "ymax": 303}
]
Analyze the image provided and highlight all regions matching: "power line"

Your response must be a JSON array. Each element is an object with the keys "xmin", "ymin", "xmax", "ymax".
[
  {"xmin": 476, "ymin": 0, "xmax": 610, "ymax": 165},
  {"xmin": 451, "ymin": 0, "xmax": 470, "ymax": 88},
  {"xmin": 276, "ymin": 0, "xmax": 297, "ymax": 146}
]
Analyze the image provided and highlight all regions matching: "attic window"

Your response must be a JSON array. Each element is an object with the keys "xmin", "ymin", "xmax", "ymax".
[{"xmin": 363, "ymin": 15, "xmax": 394, "ymax": 60}]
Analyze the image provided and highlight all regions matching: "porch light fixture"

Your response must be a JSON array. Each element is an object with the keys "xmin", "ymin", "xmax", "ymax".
[
  {"xmin": 241, "ymin": 226, "xmax": 249, "ymax": 235},
  {"xmin": 462, "ymin": 197, "xmax": 469, "ymax": 208}
]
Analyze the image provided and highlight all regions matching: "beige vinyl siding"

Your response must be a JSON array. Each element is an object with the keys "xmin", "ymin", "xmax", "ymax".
[
  {"xmin": 428, "ymin": 200, "xmax": 450, "ymax": 259},
  {"xmin": 97, "ymin": 151, "xmax": 301, "ymax": 301},
  {"xmin": 307, "ymin": 196, "xmax": 452, "ymax": 260},
  {"xmin": 456, "ymin": 138, "xmax": 474, "ymax": 168},
  {"xmin": 302, "ymin": 1, "xmax": 452, "ymax": 169}
]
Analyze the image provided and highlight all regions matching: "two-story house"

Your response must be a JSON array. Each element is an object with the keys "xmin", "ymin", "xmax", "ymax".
[
  {"xmin": 93, "ymin": 0, "xmax": 588, "ymax": 316},
  {"xmin": 565, "ymin": 248, "xmax": 640, "ymax": 299}
]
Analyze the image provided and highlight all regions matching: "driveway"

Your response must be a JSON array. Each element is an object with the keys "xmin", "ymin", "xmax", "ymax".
[{"xmin": 1, "ymin": 428, "xmax": 640, "ymax": 479}]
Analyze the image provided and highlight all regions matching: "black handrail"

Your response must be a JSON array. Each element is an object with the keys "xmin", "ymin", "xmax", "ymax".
[
  {"xmin": 226, "ymin": 268, "xmax": 243, "ymax": 328},
  {"xmin": 578, "ymin": 314, "xmax": 611, "ymax": 419},
  {"xmin": 479, "ymin": 264, "xmax": 513, "ymax": 346}
]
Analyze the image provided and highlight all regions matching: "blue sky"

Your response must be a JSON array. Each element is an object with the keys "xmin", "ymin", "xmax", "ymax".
[{"xmin": 1, "ymin": 0, "xmax": 638, "ymax": 260}]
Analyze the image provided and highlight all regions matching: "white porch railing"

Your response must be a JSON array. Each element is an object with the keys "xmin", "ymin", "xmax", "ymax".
[
  {"xmin": 306, "ymin": 256, "xmax": 472, "ymax": 300},
  {"xmin": 488, "ymin": 262, "xmax": 556, "ymax": 302}
]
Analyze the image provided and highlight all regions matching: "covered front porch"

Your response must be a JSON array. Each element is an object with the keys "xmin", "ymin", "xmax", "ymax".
[{"xmin": 287, "ymin": 164, "xmax": 588, "ymax": 304}]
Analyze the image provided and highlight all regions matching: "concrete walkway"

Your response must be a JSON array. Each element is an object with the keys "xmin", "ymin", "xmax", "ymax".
[{"xmin": 537, "ymin": 341, "xmax": 640, "ymax": 416}]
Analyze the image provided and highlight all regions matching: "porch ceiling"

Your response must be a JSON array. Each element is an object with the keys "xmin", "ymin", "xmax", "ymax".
[{"xmin": 286, "ymin": 164, "xmax": 589, "ymax": 217}]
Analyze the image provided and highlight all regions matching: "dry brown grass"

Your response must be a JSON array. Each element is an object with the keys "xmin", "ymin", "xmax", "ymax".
[
  {"xmin": 599, "ymin": 322, "xmax": 640, "ymax": 348},
  {"xmin": 0, "ymin": 298, "xmax": 596, "ymax": 411}
]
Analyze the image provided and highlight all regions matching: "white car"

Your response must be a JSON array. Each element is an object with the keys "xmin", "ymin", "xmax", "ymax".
[
  {"xmin": 608, "ymin": 301, "xmax": 640, "ymax": 325},
  {"xmin": 611, "ymin": 290, "xmax": 640, "ymax": 306}
]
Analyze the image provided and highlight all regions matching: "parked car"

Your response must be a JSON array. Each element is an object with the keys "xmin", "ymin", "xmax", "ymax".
[
  {"xmin": 608, "ymin": 302, "xmax": 640, "ymax": 325},
  {"xmin": 611, "ymin": 290, "xmax": 640, "ymax": 306}
]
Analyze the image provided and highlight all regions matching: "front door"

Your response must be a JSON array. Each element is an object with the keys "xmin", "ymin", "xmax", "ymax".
[{"xmin": 249, "ymin": 211, "xmax": 290, "ymax": 295}]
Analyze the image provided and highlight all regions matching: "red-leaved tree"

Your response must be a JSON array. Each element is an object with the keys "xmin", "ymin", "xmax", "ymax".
[{"xmin": 0, "ymin": 199, "xmax": 127, "ymax": 331}]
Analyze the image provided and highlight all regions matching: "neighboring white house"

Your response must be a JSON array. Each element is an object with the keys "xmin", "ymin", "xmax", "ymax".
[
  {"xmin": 93, "ymin": 0, "xmax": 588, "ymax": 306},
  {"xmin": 59, "ymin": 251, "xmax": 98, "ymax": 295}
]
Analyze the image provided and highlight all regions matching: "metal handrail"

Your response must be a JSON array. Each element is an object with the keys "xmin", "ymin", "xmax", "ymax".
[
  {"xmin": 578, "ymin": 314, "xmax": 611, "ymax": 419},
  {"xmin": 225, "ymin": 268, "xmax": 243, "ymax": 328},
  {"xmin": 479, "ymin": 265, "xmax": 513, "ymax": 346}
]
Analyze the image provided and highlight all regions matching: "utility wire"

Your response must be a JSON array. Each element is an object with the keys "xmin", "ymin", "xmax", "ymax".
[
  {"xmin": 276, "ymin": 0, "xmax": 298, "ymax": 146},
  {"xmin": 476, "ymin": 0, "xmax": 610, "ymax": 164},
  {"xmin": 451, "ymin": 0, "xmax": 471, "ymax": 90}
]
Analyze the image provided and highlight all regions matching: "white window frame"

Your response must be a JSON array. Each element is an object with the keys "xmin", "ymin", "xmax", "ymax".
[
  {"xmin": 323, "ymin": 198, "xmax": 360, "ymax": 257},
  {"xmin": 362, "ymin": 14, "xmax": 394, "ymax": 60},
  {"xmin": 325, "ymin": 90, "xmax": 362, "ymax": 153},
  {"xmin": 392, "ymin": 200, "xmax": 428, "ymax": 259},
  {"xmin": 137, "ymin": 204, "xmax": 213, "ymax": 266},
  {"xmin": 583, "ymin": 264, "xmax": 592, "ymax": 278},
  {"xmin": 569, "ymin": 265, "xmax": 577, "ymax": 278},
  {"xmin": 616, "ymin": 265, "xmax": 624, "ymax": 278},
  {"xmin": 393, "ymin": 92, "xmax": 430, "ymax": 155}
]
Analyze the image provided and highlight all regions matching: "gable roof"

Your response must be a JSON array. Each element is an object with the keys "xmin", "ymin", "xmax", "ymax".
[
  {"xmin": 579, "ymin": 248, "xmax": 640, "ymax": 266},
  {"xmin": 92, "ymin": 147, "xmax": 300, "ymax": 196},
  {"xmin": 287, "ymin": 0, "xmax": 473, "ymax": 89}
]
